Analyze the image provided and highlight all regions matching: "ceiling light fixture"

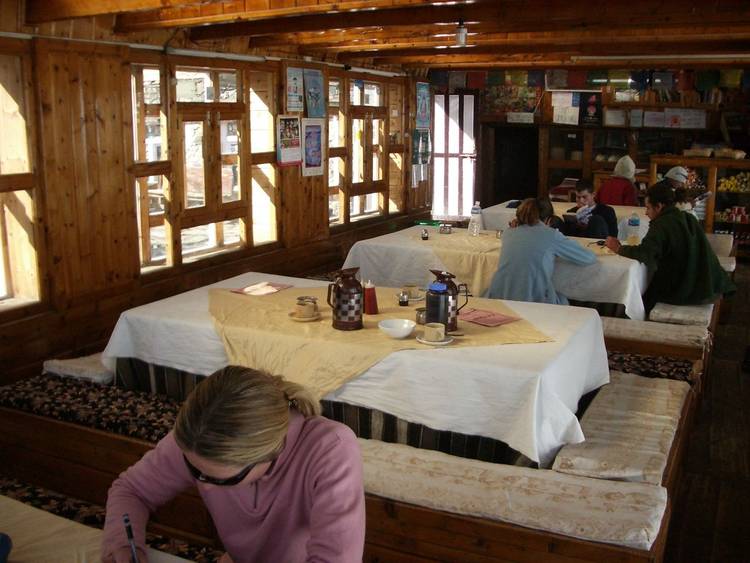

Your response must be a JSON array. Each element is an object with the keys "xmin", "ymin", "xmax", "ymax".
[{"xmin": 455, "ymin": 20, "xmax": 467, "ymax": 47}]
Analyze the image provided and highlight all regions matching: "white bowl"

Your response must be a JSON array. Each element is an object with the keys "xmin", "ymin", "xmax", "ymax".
[{"xmin": 378, "ymin": 319, "xmax": 416, "ymax": 339}]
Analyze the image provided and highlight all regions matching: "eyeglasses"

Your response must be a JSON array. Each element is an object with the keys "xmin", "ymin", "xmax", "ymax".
[{"xmin": 182, "ymin": 454, "xmax": 256, "ymax": 487}]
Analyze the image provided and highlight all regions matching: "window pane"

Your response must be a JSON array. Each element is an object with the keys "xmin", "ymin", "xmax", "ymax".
[
  {"xmin": 352, "ymin": 118, "xmax": 365, "ymax": 184},
  {"xmin": 432, "ymin": 156, "xmax": 445, "ymax": 216},
  {"xmin": 389, "ymin": 153, "xmax": 404, "ymax": 214},
  {"xmin": 220, "ymin": 119, "xmax": 240, "ymax": 204},
  {"xmin": 434, "ymin": 94, "xmax": 446, "ymax": 154},
  {"xmin": 365, "ymin": 193, "xmax": 378, "ymax": 213},
  {"xmin": 351, "ymin": 193, "xmax": 381, "ymax": 222},
  {"xmin": 448, "ymin": 95, "xmax": 460, "ymax": 154},
  {"xmin": 0, "ymin": 219, "xmax": 7, "ymax": 298},
  {"xmin": 142, "ymin": 68, "xmax": 160, "ymax": 104},
  {"xmin": 183, "ymin": 121, "xmax": 205, "ymax": 208},
  {"xmin": 147, "ymin": 175, "xmax": 166, "ymax": 214},
  {"xmin": 350, "ymin": 80, "xmax": 363, "ymax": 105},
  {"xmin": 181, "ymin": 223, "xmax": 216, "ymax": 257},
  {"xmin": 144, "ymin": 116, "xmax": 163, "ymax": 162},
  {"xmin": 364, "ymin": 83, "xmax": 381, "ymax": 107},
  {"xmin": 462, "ymin": 156, "xmax": 475, "ymax": 217},
  {"xmin": 329, "ymin": 156, "xmax": 344, "ymax": 225},
  {"xmin": 0, "ymin": 54, "xmax": 30, "ymax": 174},
  {"xmin": 176, "ymin": 70, "xmax": 213, "ymax": 102},
  {"xmin": 222, "ymin": 162, "xmax": 240, "ymax": 203},
  {"xmin": 329, "ymin": 79, "xmax": 340, "ymax": 107},
  {"xmin": 252, "ymin": 163, "xmax": 277, "ymax": 244},
  {"xmin": 329, "ymin": 113, "xmax": 340, "ymax": 148},
  {"xmin": 149, "ymin": 225, "xmax": 166, "ymax": 263},
  {"xmin": 219, "ymin": 72, "xmax": 238, "ymax": 102},
  {"xmin": 249, "ymin": 71, "xmax": 274, "ymax": 153},
  {"xmin": 372, "ymin": 119, "xmax": 382, "ymax": 181},
  {"xmin": 222, "ymin": 218, "xmax": 241, "ymax": 245},
  {"xmin": 448, "ymin": 157, "xmax": 459, "ymax": 216},
  {"xmin": 462, "ymin": 95, "xmax": 475, "ymax": 154},
  {"xmin": 388, "ymin": 84, "xmax": 403, "ymax": 144}
]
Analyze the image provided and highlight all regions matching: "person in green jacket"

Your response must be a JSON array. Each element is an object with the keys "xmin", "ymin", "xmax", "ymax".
[{"xmin": 605, "ymin": 180, "xmax": 735, "ymax": 312}]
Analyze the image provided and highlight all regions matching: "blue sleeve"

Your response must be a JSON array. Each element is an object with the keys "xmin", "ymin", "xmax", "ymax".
[{"xmin": 552, "ymin": 230, "xmax": 598, "ymax": 265}]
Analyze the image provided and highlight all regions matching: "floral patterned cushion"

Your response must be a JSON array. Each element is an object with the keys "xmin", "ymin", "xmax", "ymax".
[
  {"xmin": 552, "ymin": 371, "xmax": 689, "ymax": 485},
  {"xmin": 602, "ymin": 317, "xmax": 708, "ymax": 349},
  {"xmin": 0, "ymin": 375, "xmax": 177, "ymax": 443},
  {"xmin": 649, "ymin": 302, "xmax": 714, "ymax": 327},
  {"xmin": 359, "ymin": 438, "xmax": 667, "ymax": 551},
  {"xmin": 607, "ymin": 351, "xmax": 697, "ymax": 383}
]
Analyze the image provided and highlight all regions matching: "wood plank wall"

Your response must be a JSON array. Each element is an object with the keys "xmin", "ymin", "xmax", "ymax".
[{"xmin": 0, "ymin": 2, "xmax": 432, "ymax": 384}]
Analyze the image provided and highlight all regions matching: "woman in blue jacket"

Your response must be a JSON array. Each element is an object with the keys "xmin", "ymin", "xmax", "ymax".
[{"xmin": 487, "ymin": 198, "xmax": 597, "ymax": 304}]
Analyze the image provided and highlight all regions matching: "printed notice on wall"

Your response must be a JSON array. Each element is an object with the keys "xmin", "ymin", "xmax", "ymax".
[
  {"xmin": 507, "ymin": 112, "xmax": 534, "ymax": 124},
  {"xmin": 643, "ymin": 111, "xmax": 665, "ymax": 128},
  {"xmin": 286, "ymin": 67, "xmax": 304, "ymax": 113},
  {"xmin": 603, "ymin": 108, "xmax": 627, "ymax": 127},
  {"xmin": 553, "ymin": 105, "xmax": 579, "ymax": 125},
  {"xmin": 277, "ymin": 115, "xmax": 302, "ymax": 166},
  {"xmin": 301, "ymin": 118, "xmax": 325, "ymax": 176}
]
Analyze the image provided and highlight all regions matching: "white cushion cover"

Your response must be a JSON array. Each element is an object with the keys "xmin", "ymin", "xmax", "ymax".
[
  {"xmin": 602, "ymin": 317, "xmax": 708, "ymax": 349},
  {"xmin": 552, "ymin": 372, "xmax": 689, "ymax": 485},
  {"xmin": 705, "ymin": 233, "xmax": 734, "ymax": 257},
  {"xmin": 360, "ymin": 436, "xmax": 667, "ymax": 551},
  {"xmin": 718, "ymin": 255, "xmax": 736, "ymax": 273},
  {"xmin": 42, "ymin": 352, "xmax": 113, "ymax": 384},
  {"xmin": 649, "ymin": 302, "xmax": 714, "ymax": 327}
]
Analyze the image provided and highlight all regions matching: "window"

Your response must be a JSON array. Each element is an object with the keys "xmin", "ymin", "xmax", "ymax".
[
  {"xmin": 349, "ymin": 84, "xmax": 386, "ymax": 221},
  {"xmin": 0, "ymin": 52, "xmax": 40, "ymax": 306},
  {"xmin": 432, "ymin": 93, "xmax": 476, "ymax": 219},
  {"xmin": 328, "ymin": 75, "xmax": 347, "ymax": 225}
]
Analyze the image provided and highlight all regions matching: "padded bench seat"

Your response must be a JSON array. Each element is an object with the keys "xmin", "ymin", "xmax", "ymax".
[
  {"xmin": 360, "ymin": 438, "xmax": 667, "ymax": 552},
  {"xmin": 602, "ymin": 316, "xmax": 709, "ymax": 351},
  {"xmin": 552, "ymin": 372, "xmax": 690, "ymax": 486},
  {"xmin": 649, "ymin": 302, "xmax": 715, "ymax": 328}
]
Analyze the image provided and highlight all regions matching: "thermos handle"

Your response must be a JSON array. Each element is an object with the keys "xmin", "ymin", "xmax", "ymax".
[
  {"xmin": 326, "ymin": 283, "xmax": 335, "ymax": 309},
  {"xmin": 457, "ymin": 283, "xmax": 469, "ymax": 312}
]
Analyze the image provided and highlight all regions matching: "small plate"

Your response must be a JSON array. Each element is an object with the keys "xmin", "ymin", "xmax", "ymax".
[
  {"xmin": 288, "ymin": 311, "xmax": 322, "ymax": 322},
  {"xmin": 416, "ymin": 335, "xmax": 454, "ymax": 346}
]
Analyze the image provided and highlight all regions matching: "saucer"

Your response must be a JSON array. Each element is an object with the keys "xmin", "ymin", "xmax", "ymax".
[
  {"xmin": 416, "ymin": 335, "xmax": 454, "ymax": 346},
  {"xmin": 288, "ymin": 311, "xmax": 321, "ymax": 322}
]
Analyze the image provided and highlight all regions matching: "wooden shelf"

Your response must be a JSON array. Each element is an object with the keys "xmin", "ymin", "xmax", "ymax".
[
  {"xmin": 548, "ymin": 159, "xmax": 583, "ymax": 169},
  {"xmin": 604, "ymin": 102, "xmax": 718, "ymax": 110},
  {"xmin": 650, "ymin": 155, "xmax": 750, "ymax": 169}
]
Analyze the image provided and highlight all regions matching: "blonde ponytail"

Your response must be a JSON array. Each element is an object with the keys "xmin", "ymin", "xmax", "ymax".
[{"xmin": 174, "ymin": 366, "xmax": 320, "ymax": 466}]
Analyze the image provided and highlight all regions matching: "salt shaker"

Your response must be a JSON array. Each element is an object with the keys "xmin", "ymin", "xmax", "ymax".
[
  {"xmin": 421, "ymin": 228, "xmax": 429, "ymax": 240},
  {"xmin": 364, "ymin": 280, "xmax": 379, "ymax": 315}
]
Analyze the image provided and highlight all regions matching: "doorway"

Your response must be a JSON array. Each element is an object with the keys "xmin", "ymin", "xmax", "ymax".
[{"xmin": 492, "ymin": 126, "xmax": 538, "ymax": 203}]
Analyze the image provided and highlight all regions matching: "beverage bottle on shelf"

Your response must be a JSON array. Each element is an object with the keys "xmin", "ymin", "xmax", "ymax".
[
  {"xmin": 468, "ymin": 201, "xmax": 482, "ymax": 236},
  {"xmin": 626, "ymin": 212, "xmax": 641, "ymax": 245}
]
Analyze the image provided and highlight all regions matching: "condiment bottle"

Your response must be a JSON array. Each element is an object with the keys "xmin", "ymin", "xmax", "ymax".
[
  {"xmin": 398, "ymin": 290, "xmax": 409, "ymax": 306},
  {"xmin": 364, "ymin": 280, "xmax": 379, "ymax": 315},
  {"xmin": 421, "ymin": 228, "xmax": 429, "ymax": 240}
]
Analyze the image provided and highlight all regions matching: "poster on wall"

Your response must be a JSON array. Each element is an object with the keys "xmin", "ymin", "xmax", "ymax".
[
  {"xmin": 578, "ymin": 93, "xmax": 602, "ymax": 126},
  {"xmin": 416, "ymin": 82, "xmax": 431, "ymax": 129},
  {"xmin": 303, "ymin": 69, "xmax": 325, "ymax": 118},
  {"xmin": 301, "ymin": 118, "xmax": 325, "ymax": 177},
  {"xmin": 482, "ymin": 86, "xmax": 541, "ymax": 116},
  {"xmin": 286, "ymin": 67, "xmax": 304, "ymax": 112},
  {"xmin": 277, "ymin": 115, "xmax": 302, "ymax": 166}
]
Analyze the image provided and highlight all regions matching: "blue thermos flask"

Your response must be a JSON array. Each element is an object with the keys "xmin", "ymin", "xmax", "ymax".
[{"xmin": 425, "ymin": 282, "xmax": 449, "ymax": 327}]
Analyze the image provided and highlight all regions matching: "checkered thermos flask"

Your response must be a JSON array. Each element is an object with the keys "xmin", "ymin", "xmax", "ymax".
[{"xmin": 326, "ymin": 267, "xmax": 364, "ymax": 330}]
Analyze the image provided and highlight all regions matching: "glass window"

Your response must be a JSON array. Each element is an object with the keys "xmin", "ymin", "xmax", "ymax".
[
  {"xmin": 176, "ymin": 69, "xmax": 214, "ymax": 102},
  {"xmin": 249, "ymin": 71, "xmax": 275, "ymax": 153},
  {"xmin": 364, "ymin": 83, "xmax": 381, "ymax": 107},
  {"xmin": 352, "ymin": 118, "xmax": 365, "ymax": 184},
  {"xmin": 329, "ymin": 79, "xmax": 340, "ymax": 107},
  {"xmin": 350, "ymin": 80, "xmax": 363, "ymax": 105},
  {"xmin": 220, "ymin": 119, "xmax": 240, "ymax": 204},
  {"xmin": 183, "ymin": 121, "xmax": 206, "ymax": 208},
  {"xmin": 218, "ymin": 72, "xmax": 238, "ymax": 102},
  {"xmin": 328, "ymin": 156, "xmax": 344, "ymax": 224},
  {"xmin": 142, "ymin": 68, "xmax": 160, "ymax": 104}
]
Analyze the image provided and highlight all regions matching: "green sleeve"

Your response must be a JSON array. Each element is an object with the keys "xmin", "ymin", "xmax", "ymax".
[{"xmin": 618, "ymin": 223, "xmax": 665, "ymax": 268}]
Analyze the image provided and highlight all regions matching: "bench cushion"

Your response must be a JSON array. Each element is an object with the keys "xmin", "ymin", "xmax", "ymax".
[
  {"xmin": 43, "ymin": 353, "xmax": 113, "ymax": 384},
  {"xmin": 649, "ymin": 302, "xmax": 714, "ymax": 327},
  {"xmin": 602, "ymin": 317, "xmax": 708, "ymax": 349},
  {"xmin": 359, "ymin": 438, "xmax": 667, "ymax": 551},
  {"xmin": 552, "ymin": 372, "xmax": 690, "ymax": 485},
  {"xmin": 705, "ymin": 233, "xmax": 734, "ymax": 257}
]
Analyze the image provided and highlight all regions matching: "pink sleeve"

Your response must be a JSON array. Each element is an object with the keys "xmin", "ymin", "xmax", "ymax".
[
  {"xmin": 305, "ymin": 428, "xmax": 366, "ymax": 563},
  {"xmin": 101, "ymin": 432, "xmax": 194, "ymax": 558}
]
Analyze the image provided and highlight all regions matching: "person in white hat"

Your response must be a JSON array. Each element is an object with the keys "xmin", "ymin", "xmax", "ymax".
[
  {"xmin": 598, "ymin": 155, "xmax": 638, "ymax": 206},
  {"xmin": 665, "ymin": 166, "xmax": 689, "ymax": 189}
]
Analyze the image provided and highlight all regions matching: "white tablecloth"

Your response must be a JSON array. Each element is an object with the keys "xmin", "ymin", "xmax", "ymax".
[
  {"xmin": 482, "ymin": 200, "xmax": 651, "ymax": 241},
  {"xmin": 343, "ymin": 226, "xmax": 648, "ymax": 320},
  {"xmin": 103, "ymin": 272, "xmax": 610, "ymax": 465},
  {"xmin": 0, "ymin": 496, "xmax": 189, "ymax": 563}
]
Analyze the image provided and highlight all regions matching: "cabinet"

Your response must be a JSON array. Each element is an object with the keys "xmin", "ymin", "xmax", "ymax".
[{"xmin": 649, "ymin": 155, "xmax": 750, "ymax": 234}]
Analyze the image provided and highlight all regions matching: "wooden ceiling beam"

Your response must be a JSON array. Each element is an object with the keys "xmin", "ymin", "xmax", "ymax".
[
  {"xmin": 179, "ymin": 0, "xmax": 750, "ymax": 40},
  {"xmin": 116, "ymin": 0, "xmax": 471, "ymax": 32},
  {"xmin": 402, "ymin": 57, "xmax": 750, "ymax": 70},
  {"xmin": 25, "ymin": 0, "xmax": 219, "ymax": 24}
]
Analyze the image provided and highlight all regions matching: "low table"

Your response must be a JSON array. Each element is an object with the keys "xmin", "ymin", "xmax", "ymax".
[
  {"xmin": 103, "ymin": 272, "xmax": 609, "ymax": 466},
  {"xmin": 343, "ymin": 225, "xmax": 648, "ymax": 320}
]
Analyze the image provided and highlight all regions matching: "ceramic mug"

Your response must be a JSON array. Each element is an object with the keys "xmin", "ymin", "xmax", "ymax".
[
  {"xmin": 415, "ymin": 307, "xmax": 427, "ymax": 325},
  {"xmin": 403, "ymin": 284, "xmax": 421, "ymax": 299},
  {"xmin": 423, "ymin": 322, "xmax": 445, "ymax": 342},
  {"xmin": 295, "ymin": 301, "xmax": 316, "ymax": 318}
]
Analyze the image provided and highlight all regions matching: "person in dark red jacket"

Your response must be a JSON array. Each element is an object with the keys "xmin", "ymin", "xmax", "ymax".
[{"xmin": 598, "ymin": 155, "xmax": 638, "ymax": 206}]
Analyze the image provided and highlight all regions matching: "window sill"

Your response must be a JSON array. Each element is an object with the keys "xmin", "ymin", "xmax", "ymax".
[{"xmin": 0, "ymin": 297, "xmax": 46, "ymax": 323}]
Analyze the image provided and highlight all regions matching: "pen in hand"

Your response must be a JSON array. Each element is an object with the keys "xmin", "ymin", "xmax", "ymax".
[{"xmin": 123, "ymin": 514, "xmax": 139, "ymax": 563}]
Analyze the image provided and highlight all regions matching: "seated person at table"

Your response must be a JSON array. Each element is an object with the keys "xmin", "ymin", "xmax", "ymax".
[
  {"xmin": 598, "ymin": 155, "xmax": 639, "ymax": 206},
  {"xmin": 537, "ymin": 196, "xmax": 564, "ymax": 230},
  {"xmin": 562, "ymin": 182, "xmax": 617, "ymax": 239},
  {"xmin": 488, "ymin": 198, "xmax": 597, "ymax": 305},
  {"xmin": 102, "ymin": 366, "xmax": 365, "ymax": 563},
  {"xmin": 606, "ymin": 181, "xmax": 735, "ymax": 312}
]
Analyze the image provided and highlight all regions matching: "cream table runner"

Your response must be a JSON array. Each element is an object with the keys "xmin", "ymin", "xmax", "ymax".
[
  {"xmin": 209, "ymin": 286, "xmax": 550, "ymax": 398},
  {"xmin": 405, "ymin": 229, "xmax": 500, "ymax": 296}
]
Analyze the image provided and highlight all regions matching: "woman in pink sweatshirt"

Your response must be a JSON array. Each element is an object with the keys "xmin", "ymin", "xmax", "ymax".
[{"xmin": 101, "ymin": 366, "xmax": 365, "ymax": 563}]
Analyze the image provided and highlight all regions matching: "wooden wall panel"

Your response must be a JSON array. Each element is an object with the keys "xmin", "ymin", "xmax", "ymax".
[
  {"xmin": 280, "ymin": 166, "xmax": 328, "ymax": 247},
  {"xmin": 34, "ymin": 40, "xmax": 138, "ymax": 306}
]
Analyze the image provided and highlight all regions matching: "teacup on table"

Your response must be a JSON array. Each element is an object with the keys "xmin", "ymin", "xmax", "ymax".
[
  {"xmin": 295, "ymin": 300, "xmax": 316, "ymax": 318},
  {"xmin": 402, "ymin": 284, "xmax": 421, "ymax": 299},
  {"xmin": 423, "ymin": 322, "xmax": 445, "ymax": 342}
]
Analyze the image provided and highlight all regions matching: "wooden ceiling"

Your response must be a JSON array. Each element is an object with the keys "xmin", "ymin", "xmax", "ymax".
[{"xmin": 26, "ymin": 0, "xmax": 750, "ymax": 69}]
